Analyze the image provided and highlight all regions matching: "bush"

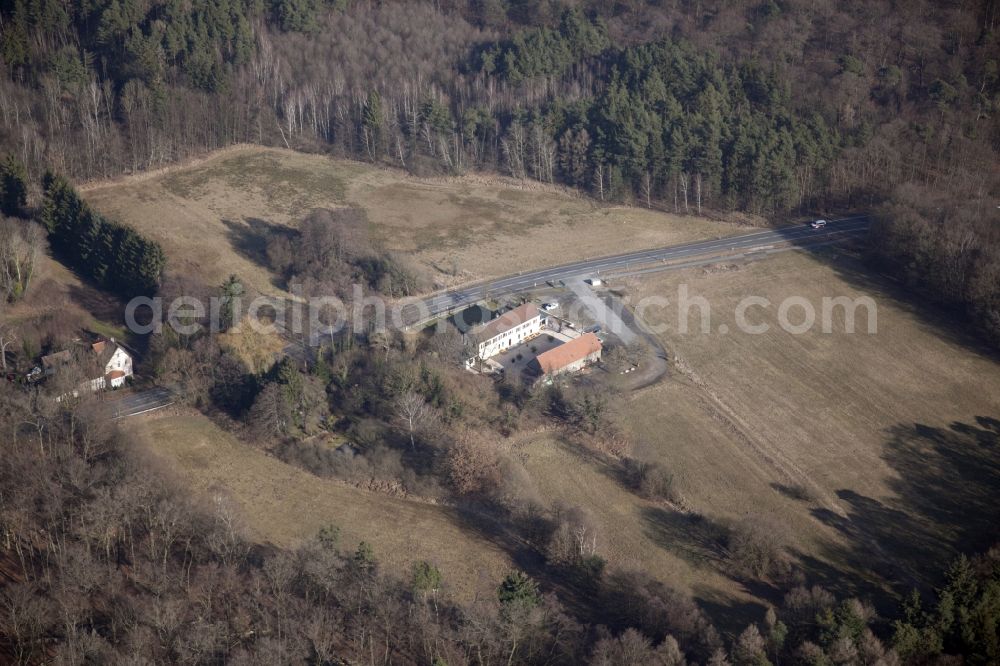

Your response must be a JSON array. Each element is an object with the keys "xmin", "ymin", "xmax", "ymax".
[
  {"xmin": 623, "ymin": 458, "xmax": 679, "ymax": 503},
  {"xmin": 726, "ymin": 515, "xmax": 791, "ymax": 580}
]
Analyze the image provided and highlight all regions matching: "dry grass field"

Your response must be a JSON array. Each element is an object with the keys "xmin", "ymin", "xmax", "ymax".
[
  {"xmin": 123, "ymin": 409, "xmax": 513, "ymax": 602},
  {"xmin": 82, "ymin": 146, "xmax": 741, "ymax": 296},
  {"xmin": 518, "ymin": 431, "xmax": 766, "ymax": 618},
  {"xmin": 616, "ymin": 248, "xmax": 1000, "ymax": 598}
]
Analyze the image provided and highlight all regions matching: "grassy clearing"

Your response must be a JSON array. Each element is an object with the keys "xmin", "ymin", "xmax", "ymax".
[
  {"xmin": 82, "ymin": 146, "xmax": 742, "ymax": 296},
  {"xmin": 518, "ymin": 434, "xmax": 761, "ymax": 612},
  {"xmin": 124, "ymin": 410, "xmax": 513, "ymax": 602},
  {"xmin": 83, "ymin": 148, "xmax": 355, "ymax": 298},
  {"xmin": 617, "ymin": 248, "xmax": 1000, "ymax": 596}
]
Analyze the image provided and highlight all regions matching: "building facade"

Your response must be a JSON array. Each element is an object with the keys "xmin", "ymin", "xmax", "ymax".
[
  {"xmin": 467, "ymin": 303, "xmax": 542, "ymax": 362},
  {"xmin": 43, "ymin": 339, "xmax": 133, "ymax": 393}
]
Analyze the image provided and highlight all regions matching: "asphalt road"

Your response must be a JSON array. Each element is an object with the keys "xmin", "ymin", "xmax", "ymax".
[
  {"xmin": 409, "ymin": 215, "xmax": 870, "ymax": 324},
  {"xmin": 107, "ymin": 386, "xmax": 174, "ymax": 419}
]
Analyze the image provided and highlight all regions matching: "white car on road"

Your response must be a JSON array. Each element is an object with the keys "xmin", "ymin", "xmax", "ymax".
[{"xmin": 811, "ymin": 219, "xmax": 828, "ymax": 229}]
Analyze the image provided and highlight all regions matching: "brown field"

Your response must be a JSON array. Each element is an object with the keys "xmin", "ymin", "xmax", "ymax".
[
  {"xmin": 615, "ymin": 248, "xmax": 1000, "ymax": 599},
  {"xmin": 123, "ymin": 409, "xmax": 512, "ymax": 602},
  {"xmin": 518, "ymin": 430, "xmax": 763, "ymax": 615},
  {"xmin": 82, "ymin": 146, "xmax": 741, "ymax": 296}
]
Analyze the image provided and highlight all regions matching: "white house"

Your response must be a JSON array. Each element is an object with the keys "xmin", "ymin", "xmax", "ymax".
[
  {"xmin": 467, "ymin": 303, "xmax": 542, "ymax": 363},
  {"xmin": 43, "ymin": 338, "xmax": 133, "ymax": 394},
  {"xmin": 89, "ymin": 339, "xmax": 133, "ymax": 390}
]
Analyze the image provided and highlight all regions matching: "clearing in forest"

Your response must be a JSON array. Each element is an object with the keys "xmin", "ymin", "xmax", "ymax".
[{"xmin": 82, "ymin": 145, "xmax": 742, "ymax": 297}]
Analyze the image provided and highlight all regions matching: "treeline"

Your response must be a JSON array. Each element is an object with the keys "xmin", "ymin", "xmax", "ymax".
[
  {"xmin": 871, "ymin": 185, "xmax": 1000, "ymax": 345},
  {"xmin": 39, "ymin": 174, "xmax": 164, "ymax": 298},
  {"xmin": 1, "ymin": 0, "xmax": 994, "ymax": 212},
  {"xmin": 891, "ymin": 550, "xmax": 1000, "ymax": 663}
]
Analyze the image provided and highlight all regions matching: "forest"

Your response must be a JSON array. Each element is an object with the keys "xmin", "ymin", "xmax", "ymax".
[
  {"xmin": 1, "ymin": 0, "xmax": 1000, "ymax": 662},
  {"xmin": 0, "ymin": 0, "xmax": 997, "ymax": 341}
]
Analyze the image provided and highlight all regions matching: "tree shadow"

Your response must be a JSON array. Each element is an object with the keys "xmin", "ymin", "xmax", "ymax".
[
  {"xmin": 220, "ymin": 217, "xmax": 290, "ymax": 272},
  {"xmin": 694, "ymin": 588, "xmax": 770, "ymax": 640},
  {"xmin": 807, "ymin": 417, "xmax": 1000, "ymax": 601},
  {"xmin": 640, "ymin": 506, "xmax": 730, "ymax": 570},
  {"xmin": 770, "ymin": 482, "xmax": 816, "ymax": 502},
  {"xmin": 786, "ymin": 233, "xmax": 1000, "ymax": 363},
  {"xmin": 67, "ymin": 283, "xmax": 125, "ymax": 326}
]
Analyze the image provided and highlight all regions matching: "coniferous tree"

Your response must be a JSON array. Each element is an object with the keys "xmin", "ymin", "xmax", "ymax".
[{"xmin": 0, "ymin": 154, "xmax": 27, "ymax": 217}]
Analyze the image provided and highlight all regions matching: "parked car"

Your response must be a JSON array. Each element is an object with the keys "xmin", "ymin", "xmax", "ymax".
[
  {"xmin": 541, "ymin": 301, "xmax": 559, "ymax": 311},
  {"xmin": 811, "ymin": 219, "xmax": 828, "ymax": 229},
  {"xmin": 586, "ymin": 277, "xmax": 603, "ymax": 286}
]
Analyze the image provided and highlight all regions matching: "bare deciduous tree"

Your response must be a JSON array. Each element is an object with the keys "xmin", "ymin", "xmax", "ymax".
[
  {"xmin": 445, "ymin": 429, "xmax": 502, "ymax": 495},
  {"xmin": 726, "ymin": 514, "xmax": 791, "ymax": 580},
  {"xmin": 0, "ymin": 219, "xmax": 43, "ymax": 303},
  {"xmin": 393, "ymin": 390, "xmax": 433, "ymax": 449},
  {"xmin": 0, "ymin": 323, "xmax": 17, "ymax": 370}
]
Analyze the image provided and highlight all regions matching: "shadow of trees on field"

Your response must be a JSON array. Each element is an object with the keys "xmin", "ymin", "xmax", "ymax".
[
  {"xmin": 695, "ymin": 590, "xmax": 770, "ymax": 640},
  {"xmin": 789, "ymin": 237, "xmax": 1000, "ymax": 364},
  {"xmin": 770, "ymin": 482, "xmax": 815, "ymax": 502},
  {"xmin": 68, "ymin": 283, "xmax": 125, "ymax": 325},
  {"xmin": 807, "ymin": 416, "xmax": 1000, "ymax": 601},
  {"xmin": 640, "ymin": 507, "xmax": 730, "ymax": 570},
  {"xmin": 221, "ymin": 217, "xmax": 288, "ymax": 271},
  {"xmin": 634, "ymin": 416, "xmax": 1000, "ymax": 619}
]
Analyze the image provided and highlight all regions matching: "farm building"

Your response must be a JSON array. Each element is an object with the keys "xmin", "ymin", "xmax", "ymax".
[
  {"xmin": 466, "ymin": 303, "xmax": 542, "ymax": 362},
  {"xmin": 534, "ymin": 332, "xmax": 602, "ymax": 379}
]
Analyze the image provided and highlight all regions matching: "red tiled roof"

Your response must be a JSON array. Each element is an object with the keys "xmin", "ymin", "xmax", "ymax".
[
  {"xmin": 536, "ymin": 333, "xmax": 602, "ymax": 375},
  {"xmin": 472, "ymin": 303, "xmax": 540, "ymax": 341},
  {"xmin": 107, "ymin": 370, "xmax": 126, "ymax": 380},
  {"xmin": 92, "ymin": 341, "xmax": 107, "ymax": 355}
]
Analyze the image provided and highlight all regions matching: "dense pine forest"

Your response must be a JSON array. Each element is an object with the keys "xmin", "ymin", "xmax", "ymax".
[{"xmin": 2, "ymin": 0, "xmax": 1000, "ymax": 663}]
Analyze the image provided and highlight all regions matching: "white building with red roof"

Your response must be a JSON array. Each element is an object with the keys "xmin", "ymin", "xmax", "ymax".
[{"xmin": 467, "ymin": 303, "xmax": 542, "ymax": 362}]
